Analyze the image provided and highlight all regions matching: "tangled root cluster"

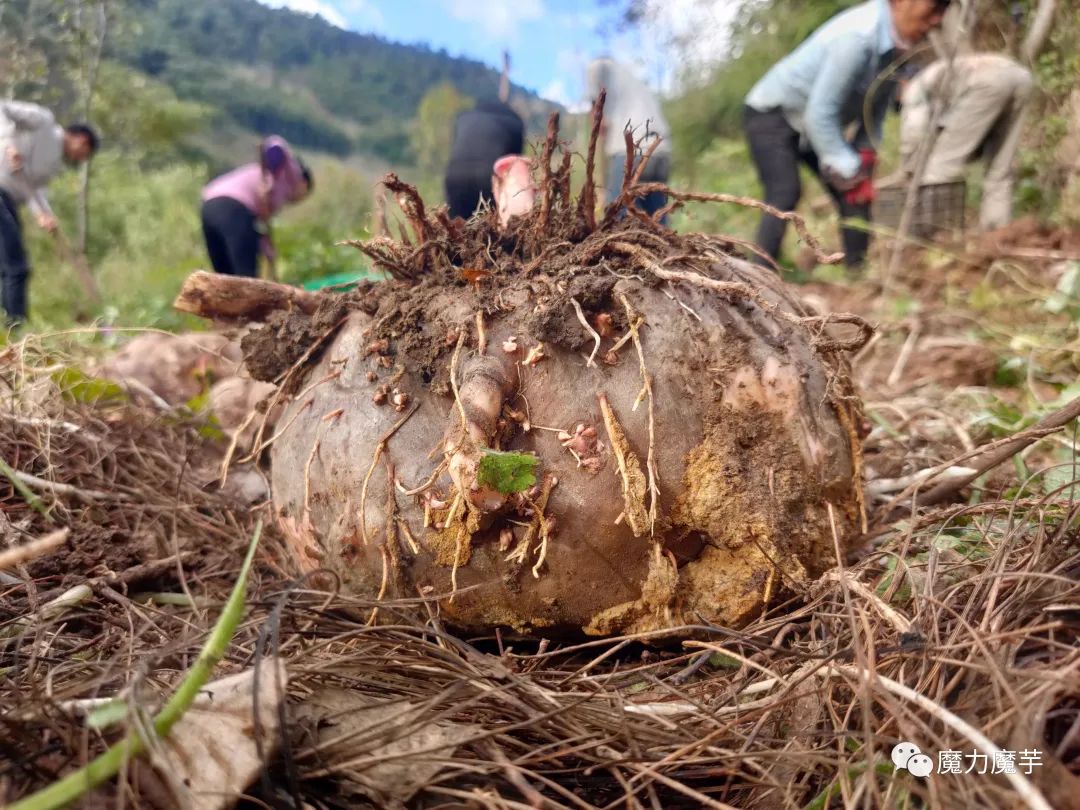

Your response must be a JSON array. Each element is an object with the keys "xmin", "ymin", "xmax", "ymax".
[{"xmin": 246, "ymin": 94, "xmax": 870, "ymax": 393}]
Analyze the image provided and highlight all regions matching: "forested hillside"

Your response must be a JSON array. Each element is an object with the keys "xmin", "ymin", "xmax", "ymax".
[
  {"xmin": 113, "ymin": 0, "xmax": 558, "ymax": 166},
  {"xmin": 0, "ymin": 0, "xmax": 566, "ymax": 326},
  {"xmin": 2, "ymin": 0, "xmax": 558, "ymax": 170}
]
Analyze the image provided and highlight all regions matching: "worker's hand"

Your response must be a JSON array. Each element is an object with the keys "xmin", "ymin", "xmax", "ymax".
[
  {"xmin": 37, "ymin": 212, "xmax": 59, "ymax": 233},
  {"xmin": 826, "ymin": 149, "xmax": 877, "ymax": 204},
  {"xmin": 259, "ymin": 235, "xmax": 276, "ymax": 262},
  {"xmin": 843, "ymin": 148, "xmax": 877, "ymax": 205},
  {"xmin": 5, "ymin": 146, "xmax": 23, "ymax": 172},
  {"xmin": 844, "ymin": 177, "xmax": 876, "ymax": 206}
]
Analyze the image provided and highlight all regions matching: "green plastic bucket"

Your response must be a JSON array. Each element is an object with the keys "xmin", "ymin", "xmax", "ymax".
[{"xmin": 301, "ymin": 270, "xmax": 377, "ymax": 291}]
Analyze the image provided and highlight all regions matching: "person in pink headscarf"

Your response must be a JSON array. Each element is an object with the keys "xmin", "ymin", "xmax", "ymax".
[
  {"xmin": 200, "ymin": 135, "xmax": 312, "ymax": 277},
  {"xmin": 492, "ymin": 154, "xmax": 536, "ymax": 228}
]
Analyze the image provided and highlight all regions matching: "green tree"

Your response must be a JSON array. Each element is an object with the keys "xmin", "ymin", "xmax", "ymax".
[
  {"xmin": 91, "ymin": 62, "xmax": 210, "ymax": 162},
  {"xmin": 410, "ymin": 81, "xmax": 473, "ymax": 185}
]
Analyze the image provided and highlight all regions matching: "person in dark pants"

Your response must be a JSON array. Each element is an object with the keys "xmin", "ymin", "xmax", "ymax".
[
  {"xmin": 200, "ymin": 196, "xmax": 261, "ymax": 279},
  {"xmin": 445, "ymin": 51, "xmax": 526, "ymax": 221},
  {"xmin": 0, "ymin": 190, "xmax": 30, "ymax": 323},
  {"xmin": 604, "ymin": 150, "xmax": 671, "ymax": 220},
  {"xmin": 0, "ymin": 101, "xmax": 98, "ymax": 325},
  {"xmin": 445, "ymin": 101, "xmax": 525, "ymax": 220},
  {"xmin": 743, "ymin": 0, "xmax": 950, "ymax": 270},
  {"xmin": 743, "ymin": 107, "xmax": 875, "ymax": 268},
  {"xmin": 200, "ymin": 136, "xmax": 312, "ymax": 277}
]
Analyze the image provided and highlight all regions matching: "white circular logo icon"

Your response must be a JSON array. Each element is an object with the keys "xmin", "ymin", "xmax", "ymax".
[
  {"xmin": 891, "ymin": 742, "xmax": 934, "ymax": 777},
  {"xmin": 907, "ymin": 753, "xmax": 935, "ymax": 778},
  {"xmin": 891, "ymin": 742, "xmax": 921, "ymax": 769}
]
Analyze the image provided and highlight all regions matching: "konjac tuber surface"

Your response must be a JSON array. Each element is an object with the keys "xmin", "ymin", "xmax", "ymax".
[{"xmin": 258, "ymin": 105, "xmax": 871, "ymax": 636}]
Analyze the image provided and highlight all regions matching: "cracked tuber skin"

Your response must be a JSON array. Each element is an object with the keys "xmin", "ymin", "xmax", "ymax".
[{"xmin": 269, "ymin": 259, "xmax": 864, "ymax": 637}]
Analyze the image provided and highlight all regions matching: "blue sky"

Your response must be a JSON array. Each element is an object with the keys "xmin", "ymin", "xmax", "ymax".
[{"xmin": 257, "ymin": 0, "xmax": 738, "ymax": 106}]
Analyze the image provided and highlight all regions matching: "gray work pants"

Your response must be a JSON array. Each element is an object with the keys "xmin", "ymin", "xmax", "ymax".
[{"xmin": 904, "ymin": 56, "xmax": 1034, "ymax": 230}]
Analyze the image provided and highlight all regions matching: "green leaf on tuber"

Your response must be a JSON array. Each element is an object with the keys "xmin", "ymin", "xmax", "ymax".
[{"xmin": 476, "ymin": 450, "xmax": 538, "ymax": 494}]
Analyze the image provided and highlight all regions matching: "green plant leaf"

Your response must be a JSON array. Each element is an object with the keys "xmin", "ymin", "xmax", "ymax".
[
  {"xmin": 1041, "ymin": 465, "xmax": 1078, "ymax": 496},
  {"xmin": 708, "ymin": 652, "xmax": 740, "ymax": 669},
  {"xmin": 184, "ymin": 390, "xmax": 212, "ymax": 414},
  {"xmin": 196, "ymin": 415, "xmax": 226, "ymax": 442},
  {"xmin": 51, "ymin": 368, "xmax": 126, "ymax": 405},
  {"xmin": 86, "ymin": 699, "xmax": 129, "ymax": 730},
  {"xmin": 476, "ymin": 450, "xmax": 538, "ymax": 494},
  {"xmin": 1044, "ymin": 261, "xmax": 1080, "ymax": 314},
  {"xmin": 993, "ymin": 356, "xmax": 1026, "ymax": 388}
]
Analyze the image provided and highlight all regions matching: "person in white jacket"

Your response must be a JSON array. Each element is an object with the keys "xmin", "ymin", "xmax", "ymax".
[
  {"xmin": 899, "ymin": 53, "xmax": 1033, "ymax": 230},
  {"xmin": 0, "ymin": 101, "xmax": 98, "ymax": 324}
]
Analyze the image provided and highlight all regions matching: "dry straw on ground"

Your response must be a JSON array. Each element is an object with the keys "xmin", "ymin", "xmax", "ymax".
[
  {"xmin": 3, "ymin": 312, "xmax": 1078, "ymax": 810},
  {"xmin": 2, "ymin": 372, "xmax": 1077, "ymax": 808},
  {"xmin": 2, "ymin": 114, "xmax": 1079, "ymax": 808}
]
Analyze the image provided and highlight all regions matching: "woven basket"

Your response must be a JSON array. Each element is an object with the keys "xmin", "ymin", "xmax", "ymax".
[{"xmin": 874, "ymin": 179, "xmax": 965, "ymax": 240}]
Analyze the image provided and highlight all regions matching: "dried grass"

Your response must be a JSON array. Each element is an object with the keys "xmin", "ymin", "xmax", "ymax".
[{"xmin": 1, "ymin": 337, "xmax": 1076, "ymax": 807}]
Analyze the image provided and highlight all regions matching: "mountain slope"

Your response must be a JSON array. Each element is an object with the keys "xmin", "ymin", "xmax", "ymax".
[{"xmin": 115, "ymin": 0, "xmax": 558, "ymax": 165}]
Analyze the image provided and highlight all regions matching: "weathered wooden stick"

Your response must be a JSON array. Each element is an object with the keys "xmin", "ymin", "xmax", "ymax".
[
  {"xmin": 884, "ymin": 394, "xmax": 1080, "ymax": 519},
  {"xmin": 173, "ymin": 270, "xmax": 321, "ymax": 321},
  {"xmin": 0, "ymin": 529, "xmax": 69, "ymax": 571}
]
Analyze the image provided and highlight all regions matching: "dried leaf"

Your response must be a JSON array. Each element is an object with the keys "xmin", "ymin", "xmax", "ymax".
[
  {"xmin": 85, "ymin": 699, "xmax": 128, "ymax": 730},
  {"xmin": 149, "ymin": 658, "xmax": 288, "ymax": 810},
  {"xmin": 297, "ymin": 688, "xmax": 475, "ymax": 805},
  {"xmin": 278, "ymin": 512, "xmax": 324, "ymax": 572},
  {"xmin": 459, "ymin": 267, "xmax": 491, "ymax": 284}
]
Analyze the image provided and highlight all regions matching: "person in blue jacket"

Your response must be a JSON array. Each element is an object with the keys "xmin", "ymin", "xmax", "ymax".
[{"xmin": 744, "ymin": 0, "xmax": 950, "ymax": 270}]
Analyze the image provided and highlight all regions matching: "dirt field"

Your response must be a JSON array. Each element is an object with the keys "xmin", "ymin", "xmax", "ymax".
[{"xmin": 2, "ymin": 207, "xmax": 1079, "ymax": 809}]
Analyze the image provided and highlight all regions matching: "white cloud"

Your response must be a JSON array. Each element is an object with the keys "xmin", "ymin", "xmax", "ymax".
[
  {"xmin": 537, "ymin": 48, "xmax": 589, "ymax": 111},
  {"xmin": 442, "ymin": 0, "xmax": 545, "ymax": 41},
  {"xmin": 554, "ymin": 9, "xmax": 600, "ymax": 31},
  {"xmin": 339, "ymin": 0, "xmax": 385, "ymax": 31},
  {"xmin": 640, "ymin": 0, "xmax": 739, "ymax": 87},
  {"xmin": 540, "ymin": 78, "xmax": 589, "ymax": 113},
  {"xmin": 259, "ymin": 0, "xmax": 347, "ymax": 28},
  {"xmin": 257, "ymin": 0, "xmax": 385, "ymax": 32},
  {"xmin": 595, "ymin": 0, "xmax": 740, "ymax": 95}
]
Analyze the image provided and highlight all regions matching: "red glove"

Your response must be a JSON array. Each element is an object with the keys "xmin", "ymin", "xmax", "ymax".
[{"xmin": 844, "ymin": 148, "xmax": 877, "ymax": 205}]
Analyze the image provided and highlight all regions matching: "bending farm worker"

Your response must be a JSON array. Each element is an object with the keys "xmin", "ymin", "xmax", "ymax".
[
  {"xmin": 444, "ymin": 51, "xmax": 529, "ymax": 223},
  {"xmin": 585, "ymin": 57, "xmax": 671, "ymax": 222},
  {"xmin": 445, "ymin": 102, "xmax": 525, "ymax": 220},
  {"xmin": 743, "ymin": 0, "xmax": 950, "ymax": 270},
  {"xmin": 899, "ymin": 53, "xmax": 1033, "ymax": 231},
  {"xmin": 0, "ymin": 101, "xmax": 98, "ymax": 326},
  {"xmin": 200, "ymin": 135, "xmax": 312, "ymax": 278}
]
